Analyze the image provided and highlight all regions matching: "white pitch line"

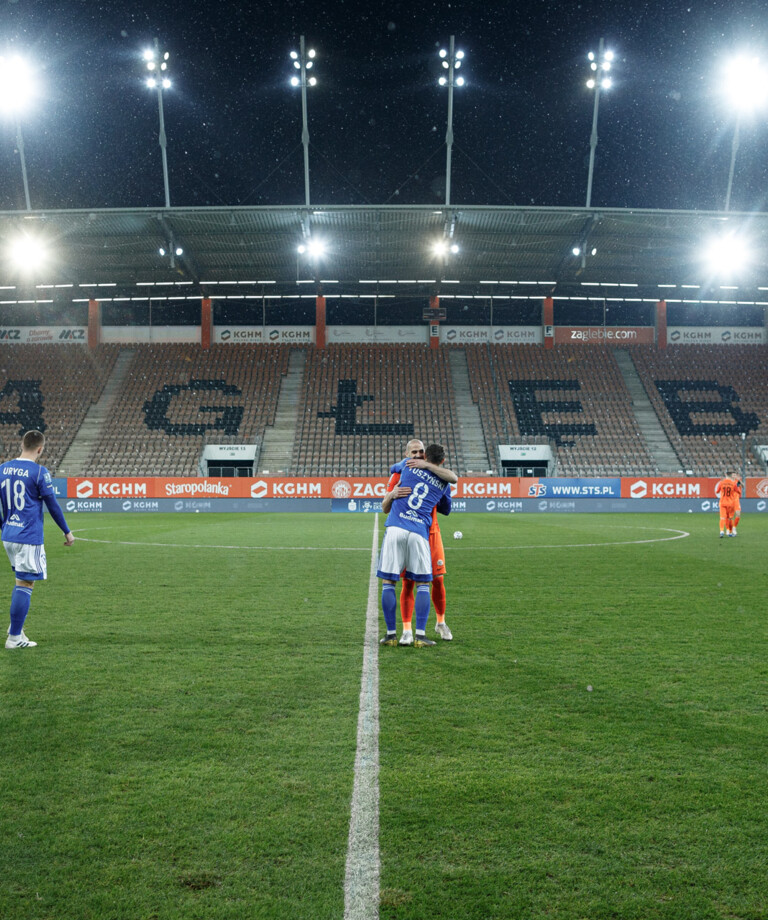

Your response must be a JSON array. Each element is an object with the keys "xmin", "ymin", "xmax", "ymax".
[
  {"xmin": 344, "ymin": 514, "xmax": 381, "ymax": 920},
  {"xmin": 74, "ymin": 537, "xmax": 368, "ymax": 551}
]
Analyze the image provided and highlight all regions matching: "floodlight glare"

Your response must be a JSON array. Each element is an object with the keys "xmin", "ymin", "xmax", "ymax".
[
  {"xmin": 8, "ymin": 235, "xmax": 47, "ymax": 269},
  {"xmin": 572, "ymin": 246, "xmax": 582, "ymax": 256},
  {"xmin": 308, "ymin": 49, "xmax": 316, "ymax": 59},
  {"xmin": 605, "ymin": 50, "xmax": 614, "ymax": 61},
  {"xmin": 306, "ymin": 60, "xmax": 313, "ymax": 69},
  {"xmin": 450, "ymin": 243, "xmax": 459, "ymax": 254},
  {"xmin": 294, "ymin": 60, "xmax": 301, "ymax": 69},
  {"xmin": 722, "ymin": 54, "xmax": 768, "ymax": 113},
  {"xmin": 602, "ymin": 77, "xmax": 612, "ymax": 89},
  {"xmin": 433, "ymin": 241, "xmax": 448, "ymax": 256},
  {"xmin": 147, "ymin": 60, "xmax": 156, "ymax": 71},
  {"xmin": 588, "ymin": 51, "xmax": 595, "ymax": 61},
  {"xmin": 439, "ymin": 49, "xmax": 447, "ymax": 58},
  {"xmin": 586, "ymin": 78, "xmax": 596, "ymax": 89},
  {"xmin": 307, "ymin": 239, "xmax": 326, "ymax": 259},
  {"xmin": 297, "ymin": 244, "xmax": 306, "ymax": 254},
  {"xmin": 146, "ymin": 78, "xmax": 157, "ymax": 89},
  {"xmin": 703, "ymin": 235, "xmax": 752, "ymax": 275},
  {"xmin": 175, "ymin": 246, "xmax": 183, "ymax": 256},
  {"xmin": 456, "ymin": 51, "xmax": 465, "ymax": 60},
  {"xmin": 162, "ymin": 78, "xmax": 171, "ymax": 89},
  {"xmin": 456, "ymin": 76, "xmax": 465, "ymax": 86},
  {"xmin": 439, "ymin": 76, "xmax": 447, "ymax": 86},
  {"xmin": 308, "ymin": 76, "xmax": 317, "ymax": 86},
  {"xmin": 291, "ymin": 76, "xmax": 300, "ymax": 86},
  {"xmin": 143, "ymin": 49, "xmax": 155, "ymax": 61},
  {"xmin": 290, "ymin": 51, "xmax": 298, "ymax": 60}
]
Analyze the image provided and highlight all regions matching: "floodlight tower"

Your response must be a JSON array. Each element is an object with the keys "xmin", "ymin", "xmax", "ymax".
[
  {"xmin": 722, "ymin": 55, "xmax": 768, "ymax": 211},
  {"xmin": 438, "ymin": 37, "xmax": 465, "ymax": 207},
  {"xmin": 0, "ymin": 55, "xmax": 36, "ymax": 210},
  {"xmin": 585, "ymin": 38, "xmax": 614, "ymax": 208},
  {"xmin": 143, "ymin": 39, "xmax": 172, "ymax": 208},
  {"xmin": 290, "ymin": 37, "xmax": 317, "ymax": 207}
]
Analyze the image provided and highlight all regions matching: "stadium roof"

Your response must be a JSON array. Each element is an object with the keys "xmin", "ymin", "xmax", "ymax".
[{"xmin": 2, "ymin": 204, "xmax": 768, "ymax": 303}]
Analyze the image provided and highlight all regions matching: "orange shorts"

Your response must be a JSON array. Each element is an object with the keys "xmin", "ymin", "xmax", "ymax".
[{"xmin": 430, "ymin": 528, "xmax": 446, "ymax": 577}]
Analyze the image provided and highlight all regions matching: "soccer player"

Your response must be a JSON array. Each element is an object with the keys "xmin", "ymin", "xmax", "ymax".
[
  {"xmin": 382, "ymin": 439, "xmax": 457, "ymax": 645},
  {"xmin": 714, "ymin": 470, "xmax": 739, "ymax": 538},
  {"xmin": 1, "ymin": 430, "xmax": 75, "ymax": 649},
  {"xmin": 377, "ymin": 444, "xmax": 453, "ymax": 648},
  {"xmin": 732, "ymin": 478, "xmax": 743, "ymax": 535}
]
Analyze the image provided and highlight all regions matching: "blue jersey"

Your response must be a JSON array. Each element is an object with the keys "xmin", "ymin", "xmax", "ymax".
[
  {"xmin": 0, "ymin": 459, "xmax": 68, "ymax": 545},
  {"xmin": 384, "ymin": 463, "xmax": 451, "ymax": 539}
]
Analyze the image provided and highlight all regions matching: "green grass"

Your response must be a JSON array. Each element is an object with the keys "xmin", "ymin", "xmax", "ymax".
[{"xmin": 1, "ymin": 512, "xmax": 767, "ymax": 919}]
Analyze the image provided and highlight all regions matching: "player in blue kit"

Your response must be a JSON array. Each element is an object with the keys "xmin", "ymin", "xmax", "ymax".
[
  {"xmin": 1, "ymin": 430, "xmax": 75, "ymax": 649},
  {"xmin": 377, "ymin": 444, "xmax": 453, "ymax": 648}
]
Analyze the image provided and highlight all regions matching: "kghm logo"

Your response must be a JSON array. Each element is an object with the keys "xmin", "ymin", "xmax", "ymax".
[
  {"xmin": 220, "ymin": 329, "xmax": 231, "ymax": 340},
  {"xmin": 630, "ymin": 480, "xmax": 648, "ymax": 498},
  {"xmin": 721, "ymin": 330, "xmax": 732, "ymax": 342}
]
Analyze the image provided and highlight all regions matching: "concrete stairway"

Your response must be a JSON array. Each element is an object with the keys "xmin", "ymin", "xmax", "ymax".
[
  {"xmin": 258, "ymin": 348, "xmax": 306, "ymax": 474},
  {"xmin": 448, "ymin": 348, "xmax": 492, "ymax": 475},
  {"xmin": 613, "ymin": 348, "xmax": 680, "ymax": 474},
  {"xmin": 57, "ymin": 348, "xmax": 135, "ymax": 477}
]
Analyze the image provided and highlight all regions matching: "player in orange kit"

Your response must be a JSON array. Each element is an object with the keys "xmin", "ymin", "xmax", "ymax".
[
  {"xmin": 714, "ymin": 470, "xmax": 739, "ymax": 538},
  {"xmin": 383, "ymin": 439, "xmax": 457, "ymax": 644},
  {"xmin": 732, "ymin": 477, "xmax": 743, "ymax": 535}
]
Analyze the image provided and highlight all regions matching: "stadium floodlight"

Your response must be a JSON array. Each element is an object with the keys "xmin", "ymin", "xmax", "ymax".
[
  {"xmin": 143, "ymin": 39, "xmax": 172, "ymax": 208},
  {"xmin": 721, "ymin": 54, "xmax": 768, "ymax": 211},
  {"xmin": 8, "ymin": 233, "xmax": 48, "ymax": 271},
  {"xmin": 298, "ymin": 238, "xmax": 326, "ymax": 259},
  {"xmin": 289, "ymin": 36, "xmax": 318, "ymax": 207},
  {"xmin": 0, "ymin": 54, "xmax": 38, "ymax": 210},
  {"xmin": 437, "ymin": 36, "xmax": 466, "ymax": 207},
  {"xmin": 585, "ymin": 38, "xmax": 615, "ymax": 208},
  {"xmin": 433, "ymin": 239, "xmax": 459, "ymax": 257},
  {"xmin": 702, "ymin": 233, "xmax": 752, "ymax": 276}
]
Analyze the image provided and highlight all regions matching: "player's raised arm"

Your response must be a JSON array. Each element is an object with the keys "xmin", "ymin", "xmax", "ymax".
[{"xmin": 405, "ymin": 457, "xmax": 458, "ymax": 484}]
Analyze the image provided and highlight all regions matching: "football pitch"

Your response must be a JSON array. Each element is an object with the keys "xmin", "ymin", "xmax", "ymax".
[{"xmin": 2, "ymin": 511, "xmax": 766, "ymax": 920}]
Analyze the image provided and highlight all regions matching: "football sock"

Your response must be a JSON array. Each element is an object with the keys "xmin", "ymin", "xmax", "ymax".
[
  {"xmin": 432, "ymin": 578, "xmax": 446, "ymax": 623},
  {"xmin": 381, "ymin": 584, "xmax": 397, "ymax": 634},
  {"xmin": 415, "ymin": 584, "xmax": 431, "ymax": 633},
  {"xmin": 9, "ymin": 586, "xmax": 33, "ymax": 636},
  {"xmin": 400, "ymin": 579, "xmax": 415, "ymax": 625}
]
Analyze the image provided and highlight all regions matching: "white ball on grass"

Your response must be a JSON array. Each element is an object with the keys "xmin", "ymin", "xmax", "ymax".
[{"xmin": 453, "ymin": 530, "xmax": 463, "ymax": 540}]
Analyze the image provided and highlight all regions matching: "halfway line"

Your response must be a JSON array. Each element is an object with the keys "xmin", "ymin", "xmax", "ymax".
[{"xmin": 344, "ymin": 513, "xmax": 381, "ymax": 920}]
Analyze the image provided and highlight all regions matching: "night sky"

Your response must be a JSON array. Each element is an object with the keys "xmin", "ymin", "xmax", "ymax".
[{"xmin": 2, "ymin": 0, "xmax": 767, "ymax": 213}]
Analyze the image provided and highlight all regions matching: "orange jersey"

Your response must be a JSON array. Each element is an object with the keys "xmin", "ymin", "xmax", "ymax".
[{"xmin": 715, "ymin": 477, "xmax": 739, "ymax": 505}]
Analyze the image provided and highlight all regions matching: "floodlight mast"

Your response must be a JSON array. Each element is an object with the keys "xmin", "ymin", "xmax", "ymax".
[
  {"xmin": 439, "ymin": 36, "xmax": 465, "ymax": 207},
  {"xmin": 290, "ymin": 36, "xmax": 317, "ymax": 207},
  {"xmin": 585, "ymin": 38, "xmax": 613, "ymax": 208},
  {"xmin": 145, "ymin": 38, "xmax": 171, "ymax": 208},
  {"xmin": 15, "ymin": 116, "xmax": 31, "ymax": 211}
]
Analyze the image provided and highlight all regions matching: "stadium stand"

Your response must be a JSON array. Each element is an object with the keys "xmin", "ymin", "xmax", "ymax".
[
  {"xmin": 293, "ymin": 344, "xmax": 463, "ymax": 476},
  {"xmin": 465, "ymin": 344, "xmax": 659, "ymax": 476},
  {"xmin": 0, "ymin": 345, "xmax": 119, "ymax": 475},
  {"xmin": 84, "ymin": 344, "xmax": 291, "ymax": 476},
  {"xmin": 628, "ymin": 345, "xmax": 768, "ymax": 476}
]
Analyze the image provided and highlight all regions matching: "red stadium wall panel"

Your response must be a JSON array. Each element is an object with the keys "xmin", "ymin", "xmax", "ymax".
[{"xmin": 67, "ymin": 476, "xmax": 767, "ymax": 501}]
